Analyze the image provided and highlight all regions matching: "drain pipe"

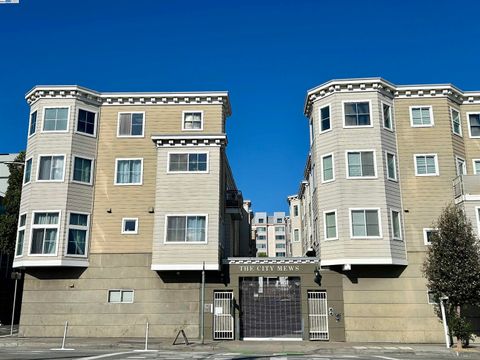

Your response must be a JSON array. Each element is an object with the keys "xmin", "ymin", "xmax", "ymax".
[{"xmin": 201, "ymin": 261, "xmax": 205, "ymax": 344}]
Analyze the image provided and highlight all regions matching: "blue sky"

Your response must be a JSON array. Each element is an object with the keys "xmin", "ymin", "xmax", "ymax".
[{"xmin": 1, "ymin": 0, "xmax": 479, "ymax": 213}]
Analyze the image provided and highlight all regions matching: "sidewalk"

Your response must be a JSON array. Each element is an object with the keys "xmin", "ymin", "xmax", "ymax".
[{"xmin": 1, "ymin": 334, "xmax": 479, "ymax": 356}]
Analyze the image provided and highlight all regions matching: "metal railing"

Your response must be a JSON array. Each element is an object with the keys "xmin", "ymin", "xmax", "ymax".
[
  {"xmin": 225, "ymin": 190, "xmax": 243, "ymax": 208},
  {"xmin": 453, "ymin": 175, "xmax": 480, "ymax": 198}
]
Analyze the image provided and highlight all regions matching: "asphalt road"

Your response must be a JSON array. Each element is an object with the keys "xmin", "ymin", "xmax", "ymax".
[{"xmin": 0, "ymin": 349, "xmax": 478, "ymax": 360}]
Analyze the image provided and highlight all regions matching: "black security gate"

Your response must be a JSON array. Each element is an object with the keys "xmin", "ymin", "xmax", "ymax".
[{"xmin": 240, "ymin": 276, "xmax": 302, "ymax": 340}]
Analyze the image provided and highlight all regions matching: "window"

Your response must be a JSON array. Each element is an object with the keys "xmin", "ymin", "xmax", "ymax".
[
  {"xmin": 324, "ymin": 210, "xmax": 337, "ymax": 240},
  {"xmin": 276, "ymin": 252, "xmax": 286, "ymax": 257},
  {"xmin": 275, "ymin": 226, "xmax": 284, "ymax": 233},
  {"xmin": 276, "ymin": 218, "xmax": 283, "ymax": 224},
  {"xmin": 427, "ymin": 291, "xmax": 439, "ymax": 305},
  {"xmin": 108, "ymin": 290, "xmax": 134, "ymax": 303},
  {"xmin": 415, "ymin": 154, "xmax": 438, "ymax": 176},
  {"xmin": 382, "ymin": 103, "xmax": 393, "ymax": 130},
  {"xmin": 37, "ymin": 155, "xmax": 65, "ymax": 181},
  {"xmin": 73, "ymin": 156, "xmax": 93, "ymax": 184},
  {"xmin": 467, "ymin": 113, "xmax": 480, "ymax": 138},
  {"xmin": 476, "ymin": 207, "xmax": 480, "ymax": 236},
  {"xmin": 319, "ymin": 105, "xmax": 331, "ymax": 132},
  {"xmin": 257, "ymin": 243, "xmax": 266, "ymax": 249},
  {"xmin": 391, "ymin": 210, "xmax": 402, "ymax": 240},
  {"xmin": 423, "ymin": 228, "xmax": 438, "ymax": 245},
  {"xmin": 410, "ymin": 106, "xmax": 433, "ymax": 127},
  {"xmin": 257, "ymin": 235, "xmax": 266, "ymax": 240},
  {"xmin": 67, "ymin": 213, "xmax": 89, "ymax": 256},
  {"xmin": 293, "ymin": 205, "xmax": 299, "ymax": 217},
  {"xmin": 77, "ymin": 109, "xmax": 96, "ymax": 136},
  {"xmin": 344, "ymin": 101, "xmax": 371, "ymax": 127},
  {"xmin": 117, "ymin": 112, "xmax": 144, "ymax": 137},
  {"xmin": 43, "ymin": 107, "xmax": 69, "ymax": 131},
  {"xmin": 275, "ymin": 235, "xmax": 285, "ymax": 240},
  {"xmin": 321, "ymin": 153, "xmax": 334, "ymax": 182},
  {"xmin": 276, "ymin": 243, "xmax": 286, "ymax": 248},
  {"xmin": 455, "ymin": 157, "xmax": 466, "ymax": 176},
  {"xmin": 23, "ymin": 158, "xmax": 32, "ymax": 184},
  {"xmin": 182, "ymin": 111, "xmax": 203, "ymax": 130},
  {"xmin": 257, "ymin": 226, "xmax": 266, "ymax": 232},
  {"xmin": 293, "ymin": 229, "xmax": 299, "ymax": 242},
  {"xmin": 168, "ymin": 153, "xmax": 208, "ymax": 172},
  {"xmin": 29, "ymin": 111, "xmax": 37, "ymax": 136},
  {"xmin": 474, "ymin": 160, "xmax": 480, "ymax": 175},
  {"xmin": 165, "ymin": 215, "xmax": 207, "ymax": 243},
  {"xmin": 347, "ymin": 151, "xmax": 376, "ymax": 178},
  {"xmin": 386, "ymin": 152, "xmax": 397, "ymax": 181},
  {"xmin": 115, "ymin": 159, "xmax": 143, "ymax": 185},
  {"xmin": 258, "ymin": 218, "xmax": 265, "ymax": 224},
  {"xmin": 15, "ymin": 214, "xmax": 26, "ymax": 257},
  {"xmin": 351, "ymin": 209, "xmax": 381, "ymax": 238},
  {"xmin": 309, "ymin": 117, "xmax": 314, "ymax": 146},
  {"xmin": 451, "ymin": 108, "xmax": 462, "ymax": 136},
  {"xmin": 30, "ymin": 212, "xmax": 59, "ymax": 255},
  {"xmin": 122, "ymin": 218, "xmax": 138, "ymax": 235}
]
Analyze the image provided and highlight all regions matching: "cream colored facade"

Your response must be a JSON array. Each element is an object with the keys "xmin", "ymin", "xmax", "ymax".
[
  {"xmin": 251, "ymin": 212, "xmax": 288, "ymax": 257},
  {"xmin": 13, "ymin": 86, "xmax": 251, "ymax": 337},
  {"xmin": 294, "ymin": 78, "xmax": 480, "ymax": 342}
]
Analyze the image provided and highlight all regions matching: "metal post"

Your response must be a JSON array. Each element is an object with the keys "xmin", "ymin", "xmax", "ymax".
[
  {"xmin": 10, "ymin": 278, "xmax": 17, "ymax": 336},
  {"xmin": 144, "ymin": 322, "xmax": 149, "ymax": 351},
  {"xmin": 440, "ymin": 297, "xmax": 450, "ymax": 348},
  {"xmin": 200, "ymin": 261, "xmax": 205, "ymax": 344},
  {"xmin": 61, "ymin": 321, "xmax": 68, "ymax": 349}
]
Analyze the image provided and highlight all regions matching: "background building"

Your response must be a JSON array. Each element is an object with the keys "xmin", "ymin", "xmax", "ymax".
[
  {"xmin": 287, "ymin": 195, "xmax": 303, "ymax": 257},
  {"xmin": 252, "ymin": 212, "xmax": 288, "ymax": 257},
  {"xmin": 291, "ymin": 77, "xmax": 480, "ymax": 342},
  {"xmin": 0, "ymin": 153, "xmax": 19, "ymax": 214}
]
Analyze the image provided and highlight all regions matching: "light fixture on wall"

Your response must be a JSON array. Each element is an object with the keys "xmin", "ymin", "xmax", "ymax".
[
  {"xmin": 148, "ymin": 207, "xmax": 155, "ymax": 213},
  {"xmin": 106, "ymin": 208, "xmax": 112, "ymax": 213}
]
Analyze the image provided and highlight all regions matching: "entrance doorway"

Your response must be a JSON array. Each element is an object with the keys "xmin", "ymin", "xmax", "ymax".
[{"xmin": 240, "ymin": 276, "xmax": 302, "ymax": 340}]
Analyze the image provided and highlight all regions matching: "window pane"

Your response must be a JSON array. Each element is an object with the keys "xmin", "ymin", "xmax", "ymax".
[
  {"xmin": 383, "ymin": 104, "xmax": 391, "ymax": 128},
  {"xmin": 122, "ymin": 290, "xmax": 134, "ymax": 302},
  {"xmin": 19, "ymin": 214, "xmax": 26, "ymax": 227},
  {"xmin": 51, "ymin": 156, "xmax": 64, "ymax": 180},
  {"xmin": 34, "ymin": 212, "xmax": 59, "ymax": 224},
  {"xmin": 67, "ymin": 229, "xmax": 86, "ymax": 255},
  {"xmin": 24, "ymin": 158, "xmax": 32, "ymax": 183},
  {"xmin": 387, "ymin": 153, "xmax": 395, "ymax": 179},
  {"xmin": 70, "ymin": 213, "xmax": 88, "ymax": 226},
  {"xmin": 426, "ymin": 156, "xmax": 436, "ymax": 174},
  {"xmin": 29, "ymin": 111, "xmax": 37, "ymax": 135},
  {"xmin": 323, "ymin": 155, "xmax": 333, "ymax": 180},
  {"xmin": 169, "ymin": 154, "xmax": 188, "ymax": 171},
  {"xmin": 116, "ymin": 159, "xmax": 141, "ymax": 184},
  {"xmin": 123, "ymin": 220, "xmax": 137, "ymax": 232},
  {"xmin": 73, "ymin": 157, "xmax": 92, "ymax": 183},
  {"xmin": 325, "ymin": 212, "xmax": 336, "ymax": 238},
  {"xmin": 416, "ymin": 156, "xmax": 426, "ymax": 174},
  {"xmin": 351, "ymin": 211, "xmax": 366, "ymax": 236},
  {"xmin": 421, "ymin": 108, "xmax": 431, "ymax": 124},
  {"xmin": 412, "ymin": 108, "xmax": 422, "ymax": 125},
  {"xmin": 470, "ymin": 114, "xmax": 480, "ymax": 136},
  {"xmin": 38, "ymin": 156, "xmax": 52, "ymax": 180},
  {"xmin": 77, "ymin": 109, "xmax": 95, "ymax": 135},
  {"xmin": 131, "ymin": 114, "xmax": 143, "ymax": 136},
  {"xmin": 475, "ymin": 161, "xmax": 480, "ymax": 174},
  {"xmin": 43, "ymin": 229, "xmax": 57, "ymax": 254},
  {"xmin": 109, "ymin": 290, "xmax": 121, "ymax": 303},
  {"xmin": 118, "ymin": 114, "xmax": 132, "ymax": 136},
  {"xmin": 166, "ymin": 216, "xmax": 186, "ymax": 242},
  {"xmin": 365, "ymin": 210, "xmax": 379, "ymax": 236},
  {"xmin": 361, "ymin": 152, "xmax": 375, "ymax": 176},
  {"xmin": 31, "ymin": 229, "xmax": 45, "ymax": 254},
  {"xmin": 186, "ymin": 216, "xmax": 206, "ymax": 242},
  {"xmin": 16, "ymin": 230, "xmax": 24, "ymax": 256},
  {"xmin": 392, "ymin": 211, "xmax": 401, "ymax": 239},
  {"xmin": 348, "ymin": 153, "xmax": 361, "ymax": 177},
  {"xmin": 321, "ymin": 106, "xmax": 330, "ymax": 131}
]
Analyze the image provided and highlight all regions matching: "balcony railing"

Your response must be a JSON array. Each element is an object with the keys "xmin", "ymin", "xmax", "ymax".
[
  {"xmin": 453, "ymin": 175, "xmax": 480, "ymax": 198},
  {"xmin": 226, "ymin": 190, "xmax": 243, "ymax": 208}
]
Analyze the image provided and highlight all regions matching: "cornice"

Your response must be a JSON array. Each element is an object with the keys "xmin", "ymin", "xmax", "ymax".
[
  {"xmin": 304, "ymin": 78, "xmax": 480, "ymax": 116},
  {"xmin": 25, "ymin": 86, "xmax": 232, "ymax": 116},
  {"xmin": 224, "ymin": 257, "xmax": 319, "ymax": 265},
  {"xmin": 151, "ymin": 134, "xmax": 227, "ymax": 147}
]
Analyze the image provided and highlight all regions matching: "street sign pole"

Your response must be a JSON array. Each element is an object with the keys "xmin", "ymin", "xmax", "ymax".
[{"xmin": 10, "ymin": 271, "xmax": 21, "ymax": 336}]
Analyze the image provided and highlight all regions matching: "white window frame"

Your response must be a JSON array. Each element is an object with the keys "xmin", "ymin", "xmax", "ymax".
[
  {"xmin": 382, "ymin": 102, "xmax": 394, "ymax": 131},
  {"xmin": 15, "ymin": 212, "xmax": 27, "ymax": 258},
  {"xmin": 41, "ymin": 106, "xmax": 70, "ymax": 133},
  {"xmin": 423, "ymin": 228, "xmax": 438, "ymax": 246},
  {"xmin": 75, "ymin": 107, "xmax": 98, "ymax": 138},
  {"xmin": 475, "ymin": 206, "xmax": 480, "ymax": 236},
  {"xmin": 323, "ymin": 209, "xmax": 338, "ymax": 241},
  {"xmin": 71, "ymin": 155, "xmax": 94, "ymax": 185},
  {"xmin": 414, "ymin": 154, "xmax": 439, "ymax": 176},
  {"xmin": 466, "ymin": 112, "xmax": 480, "ymax": 139},
  {"xmin": 121, "ymin": 218, "xmax": 139, "ymax": 235},
  {"xmin": 321, "ymin": 153, "xmax": 335, "ymax": 183},
  {"xmin": 342, "ymin": 100, "xmax": 373, "ymax": 128},
  {"xmin": 23, "ymin": 157, "xmax": 33, "ymax": 185},
  {"xmin": 450, "ymin": 107, "xmax": 462, "ymax": 137},
  {"xmin": 66, "ymin": 212, "xmax": 90, "ymax": 257},
  {"xmin": 117, "ymin": 112, "xmax": 145, "ymax": 138},
  {"xmin": 164, "ymin": 214, "xmax": 208, "ymax": 244},
  {"xmin": 349, "ymin": 208, "xmax": 382, "ymax": 239},
  {"xmin": 473, "ymin": 159, "xmax": 480, "ymax": 175},
  {"xmin": 319, "ymin": 104, "xmax": 332, "ymax": 134},
  {"xmin": 345, "ymin": 150, "xmax": 377, "ymax": 179},
  {"xmin": 114, "ymin": 158, "xmax": 143, "ymax": 186},
  {"xmin": 410, "ymin": 106, "xmax": 434, "ymax": 127},
  {"xmin": 28, "ymin": 210, "xmax": 61, "ymax": 256},
  {"xmin": 36, "ymin": 154, "xmax": 66, "ymax": 182},
  {"xmin": 427, "ymin": 290, "xmax": 439, "ymax": 305},
  {"xmin": 167, "ymin": 151, "xmax": 209, "ymax": 174},
  {"xmin": 293, "ymin": 228, "xmax": 300, "ymax": 242},
  {"xmin": 28, "ymin": 110, "xmax": 38, "ymax": 138},
  {"xmin": 390, "ymin": 208, "xmax": 402, "ymax": 241},
  {"xmin": 455, "ymin": 156, "xmax": 466, "ymax": 176},
  {"xmin": 182, "ymin": 110, "xmax": 204, "ymax": 131},
  {"xmin": 108, "ymin": 289, "xmax": 134, "ymax": 304},
  {"xmin": 385, "ymin": 151, "xmax": 397, "ymax": 181}
]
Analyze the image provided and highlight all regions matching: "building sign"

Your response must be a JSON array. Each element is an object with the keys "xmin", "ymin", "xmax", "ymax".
[{"xmin": 238, "ymin": 264, "xmax": 301, "ymax": 273}]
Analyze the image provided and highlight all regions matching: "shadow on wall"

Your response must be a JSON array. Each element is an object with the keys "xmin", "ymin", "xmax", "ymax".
[
  {"xmin": 27, "ymin": 267, "xmax": 87, "ymax": 280},
  {"xmin": 329, "ymin": 265, "xmax": 407, "ymax": 284}
]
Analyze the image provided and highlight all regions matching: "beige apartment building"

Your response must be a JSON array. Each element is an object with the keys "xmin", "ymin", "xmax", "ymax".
[
  {"xmin": 291, "ymin": 78, "xmax": 480, "ymax": 342},
  {"xmin": 251, "ymin": 212, "xmax": 288, "ymax": 257}
]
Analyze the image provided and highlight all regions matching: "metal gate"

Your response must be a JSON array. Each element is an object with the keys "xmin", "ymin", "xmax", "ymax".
[
  {"xmin": 308, "ymin": 291, "xmax": 329, "ymax": 340},
  {"xmin": 213, "ymin": 291, "xmax": 234, "ymax": 340}
]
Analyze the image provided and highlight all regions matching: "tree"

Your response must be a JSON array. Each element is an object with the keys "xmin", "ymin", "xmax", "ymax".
[
  {"xmin": 423, "ymin": 203, "xmax": 480, "ymax": 350},
  {"xmin": 0, "ymin": 152, "xmax": 25, "ymax": 256}
]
